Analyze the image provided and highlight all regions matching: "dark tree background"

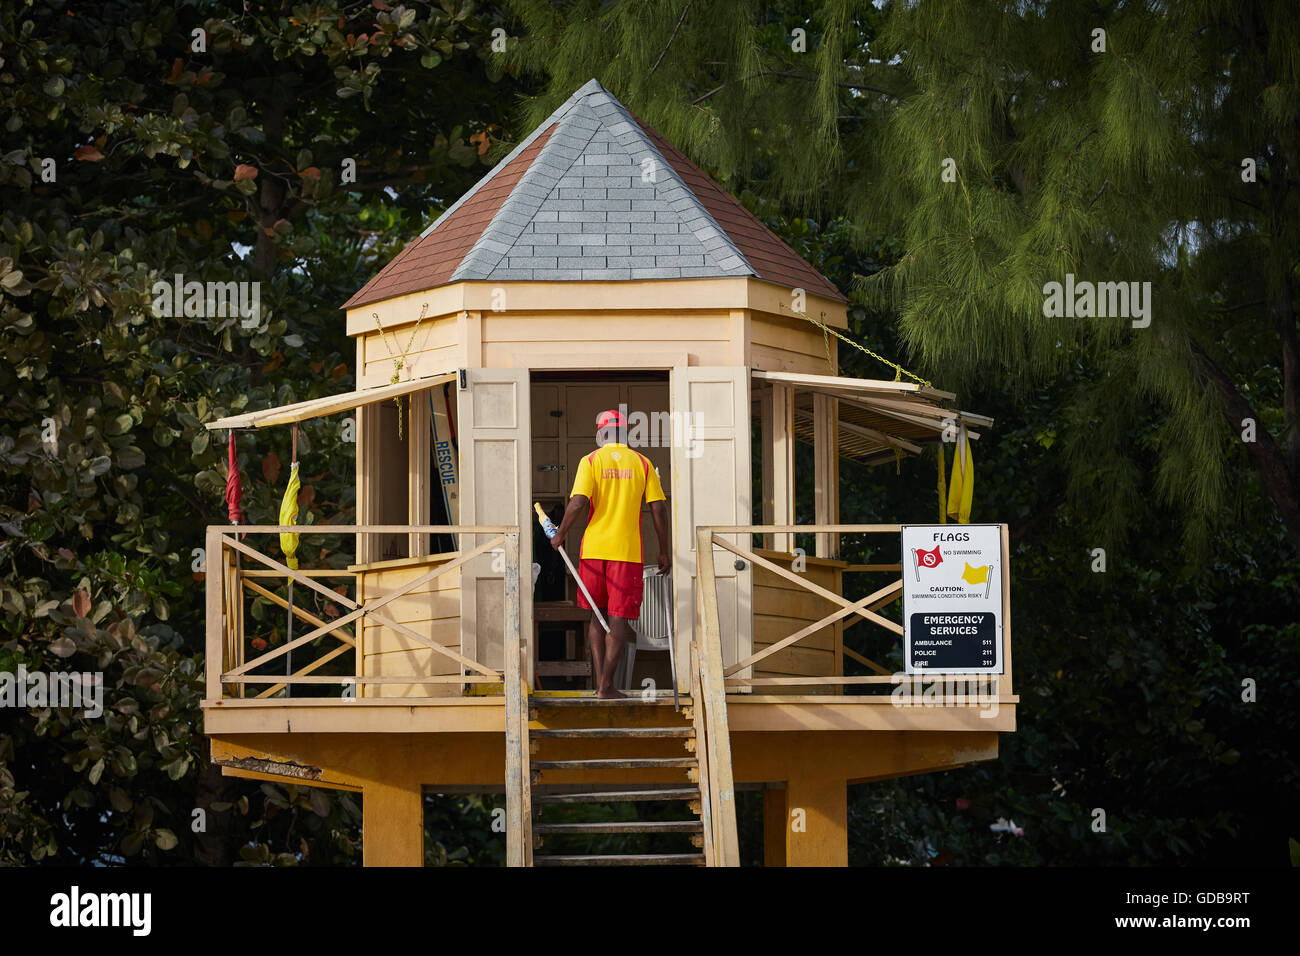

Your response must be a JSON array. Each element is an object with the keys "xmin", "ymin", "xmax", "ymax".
[{"xmin": 1, "ymin": 0, "xmax": 1295, "ymax": 866}]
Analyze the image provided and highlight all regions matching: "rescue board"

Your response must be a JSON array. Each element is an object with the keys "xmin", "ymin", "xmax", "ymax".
[{"xmin": 430, "ymin": 384, "xmax": 459, "ymax": 551}]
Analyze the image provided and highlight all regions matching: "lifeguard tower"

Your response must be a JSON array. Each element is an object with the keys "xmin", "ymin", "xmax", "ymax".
[{"xmin": 202, "ymin": 80, "xmax": 1016, "ymax": 866}]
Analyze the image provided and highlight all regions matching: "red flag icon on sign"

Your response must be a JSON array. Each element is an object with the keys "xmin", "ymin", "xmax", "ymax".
[{"xmin": 913, "ymin": 545, "xmax": 943, "ymax": 581}]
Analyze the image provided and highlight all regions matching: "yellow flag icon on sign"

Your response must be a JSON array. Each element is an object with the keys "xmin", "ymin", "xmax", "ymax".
[{"xmin": 962, "ymin": 562, "xmax": 992, "ymax": 598}]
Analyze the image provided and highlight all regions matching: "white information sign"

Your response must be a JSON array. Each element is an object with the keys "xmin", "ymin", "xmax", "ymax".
[{"xmin": 902, "ymin": 524, "xmax": 1004, "ymax": 675}]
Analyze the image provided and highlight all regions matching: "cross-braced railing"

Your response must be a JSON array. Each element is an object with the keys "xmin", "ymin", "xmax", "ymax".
[
  {"xmin": 203, "ymin": 525, "xmax": 519, "ymax": 701},
  {"xmin": 696, "ymin": 524, "xmax": 1014, "ymax": 702}
]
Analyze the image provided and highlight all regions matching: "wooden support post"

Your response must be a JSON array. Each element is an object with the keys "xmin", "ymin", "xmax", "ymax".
[
  {"xmin": 205, "ymin": 526, "xmax": 223, "ymax": 701},
  {"xmin": 502, "ymin": 531, "xmax": 532, "ymax": 866},
  {"xmin": 695, "ymin": 528, "xmax": 740, "ymax": 866},
  {"xmin": 771, "ymin": 383, "xmax": 794, "ymax": 554},
  {"xmin": 728, "ymin": 309, "xmax": 749, "ymax": 366},
  {"xmin": 355, "ymin": 338, "xmax": 370, "ymax": 564},
  {"xmin": 759, "ymin": 383, "xmax": 775, "ymax": 551},
  {"xmin": 457, "ymin": 310, "xmax": 482, "ymax": 368},
  {"xmin": 408, "ymin": 393, "xmax": 431, "ymax": 558},
  {"xmin": 813, "ymin": 392, "xmax": 839, "ymax": 558},
  {"xmin": 1001, "ymin": 523, "xmax": 1013, "ymax": 698},
  {"xmin": 784, "ymin": 773, "xmax": 848, "ymax": 867},
  {"xmin": 362, "ymin": 778, "xmax": 424, "ymax": 867},
  {"xmin": 763, "ymin": 785, "xmax": 788, "ymax": 867},
  {"xmin": 357, "ymin": 403, "xmax": 380, "ymax": 564}
]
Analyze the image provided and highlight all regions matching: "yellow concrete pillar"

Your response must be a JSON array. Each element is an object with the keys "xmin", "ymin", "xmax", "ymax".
[
  {"xmin": 363, "ymin": 778, "xmax": 424, "ymax": 867},
  {"xmin": 784, "ymin": 774, "xmax": 847, "ymax": 867},
  {"xmin": 763, "ymin": 785, "xmax": 788, "ymax": 867}
]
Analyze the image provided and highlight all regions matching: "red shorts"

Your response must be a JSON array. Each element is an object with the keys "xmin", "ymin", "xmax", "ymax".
[{"xmin": 576, "ymin": 559, "xmax": 644, "ymax": 619}]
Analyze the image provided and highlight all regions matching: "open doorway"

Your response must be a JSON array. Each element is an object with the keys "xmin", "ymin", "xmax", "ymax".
[{"xmin": 529, "ymin": 370, "xmax": 673, "ymax": 693}]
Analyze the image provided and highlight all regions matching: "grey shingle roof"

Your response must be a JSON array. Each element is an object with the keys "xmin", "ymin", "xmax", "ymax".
[
  {"xmin": 445, "ymin": 81, "xmax": 754, "ymax": 283},
  {"xmin": 342, "ymin": 79, "xmax": 847, "ymax": 309}
]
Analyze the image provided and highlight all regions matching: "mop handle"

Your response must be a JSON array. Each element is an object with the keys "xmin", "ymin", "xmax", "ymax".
[{"xmin": 534, "ymin": 503, "xmax": 610, "ymax": 633}]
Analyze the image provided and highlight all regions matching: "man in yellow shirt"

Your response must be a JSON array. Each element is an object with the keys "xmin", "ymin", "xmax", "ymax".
[{"xmin": 551, "ymin": 409, "xmax": 670, "ymax": 698}]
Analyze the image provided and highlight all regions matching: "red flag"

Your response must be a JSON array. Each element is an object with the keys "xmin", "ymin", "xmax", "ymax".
[
  {"xmin": 912, "ymin": 545, "xmax": 943, "ymax": 582},
  {"xmin": 225, "ymin": 430, "xmax": 245, "ymax": 533},
  {"xmin": 914, "ymin": 545, "xmax": 943, "ymax": 569}
]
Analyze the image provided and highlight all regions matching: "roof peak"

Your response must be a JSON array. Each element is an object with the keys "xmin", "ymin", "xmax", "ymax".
[{"xmin": 342, "ymin": 81, "xmax": 844, "ymax": 309}]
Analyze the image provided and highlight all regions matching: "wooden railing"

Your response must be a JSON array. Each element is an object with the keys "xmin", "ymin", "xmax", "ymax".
[
  {"xmin": 500, "ymin": 530, "xmax": 532, "ymax": 867},
  {"xmin": 694, "ymin": 528, "xmax": 740, "ymax": 866},
  {"xmin": 203, "ymin": 524, "xmax": 520, "ymax": 701},
  {"xmin": 697, "ymin": 524, "xmax": 1014, "ymax": 702}
]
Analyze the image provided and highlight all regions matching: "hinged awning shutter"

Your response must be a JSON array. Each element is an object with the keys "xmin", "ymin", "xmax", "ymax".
[
  {"xmin": 205, "ymin": 372, "xmax": 457, "ymax": 430},
  {"xmin": 752, "ymin": 370, "xmax": 992, "ymax": 467}
]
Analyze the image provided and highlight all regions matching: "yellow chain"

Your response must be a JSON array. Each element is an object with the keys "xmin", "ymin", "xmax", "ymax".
[
  {"xmin": 798, "ymin": 309, "xmax": 932, "ymax": 388},
  {"xmin": 372, "ymin": 303, "xmax": 428, "ymax": 439}
]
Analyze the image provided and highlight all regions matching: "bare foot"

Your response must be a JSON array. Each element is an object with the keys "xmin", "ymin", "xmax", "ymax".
[{"xmin": 595, "ymin": 687, "xmax": 627, "ymax": 699}]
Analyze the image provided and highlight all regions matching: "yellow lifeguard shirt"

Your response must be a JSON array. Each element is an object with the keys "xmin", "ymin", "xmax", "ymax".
[{"xmin": 569, "ymin": 443, "xmax": 666, "ymax": 563}]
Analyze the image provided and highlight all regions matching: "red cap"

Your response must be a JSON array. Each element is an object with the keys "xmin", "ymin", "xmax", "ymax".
[{"xmin": 595, "ymin": 409, "xmax": 626, "ymax": 429}]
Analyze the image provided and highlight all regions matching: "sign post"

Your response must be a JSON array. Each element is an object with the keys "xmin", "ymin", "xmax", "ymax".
[{"xmin": 902, "ymin": 524, "xmax": 1005, "ymax": 675}]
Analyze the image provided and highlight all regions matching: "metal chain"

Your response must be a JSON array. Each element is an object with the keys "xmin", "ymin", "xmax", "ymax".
[
  {"xmin": 372, "ymin": 303, "xmax": 428, "ymax": 439},
  {"xmin": 800, "ymin": 309, "xmax": 932, "ymax": 388}
]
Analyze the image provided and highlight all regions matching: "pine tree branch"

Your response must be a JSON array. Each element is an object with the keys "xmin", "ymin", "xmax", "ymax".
[
  {"xmin": 647, "ymin": 3, "xmax": 690, "ymax": 81},
  {"xmin": 1187, "ymin": 337, "xmax": 1300, "ymax": 550},
  {"xmin": 1086, "ymin": 179, "xmax": 1111, "ymax": 210}
]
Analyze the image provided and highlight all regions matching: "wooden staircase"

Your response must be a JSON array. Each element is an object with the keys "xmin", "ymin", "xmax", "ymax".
[
  {"xmin": 502, "ymin": 537, "xmax": 740, "ymax": 867},
  {"xmin": 528, "ymin": 698, "xmax": 706, "ymax": 866}
]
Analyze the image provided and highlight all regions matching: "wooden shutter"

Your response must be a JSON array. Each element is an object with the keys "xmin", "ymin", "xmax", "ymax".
[
  {"xmin": 670, "ymin": 367, "xmax": 753, "ymax": 686},
  {"xmin": 457, "ymin": 368, "xmax": 532, "ymax": 678}
]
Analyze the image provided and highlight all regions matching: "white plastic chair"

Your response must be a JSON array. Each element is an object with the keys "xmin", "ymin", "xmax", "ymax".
[{"xmin": 617, "ymin": 568, "xmax": 672, "ymax": 690}]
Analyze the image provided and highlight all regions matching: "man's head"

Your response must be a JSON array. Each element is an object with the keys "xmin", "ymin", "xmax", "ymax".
[{"xmin": 595, "ymin": 409, "xmax": 627, "ymax": 447}]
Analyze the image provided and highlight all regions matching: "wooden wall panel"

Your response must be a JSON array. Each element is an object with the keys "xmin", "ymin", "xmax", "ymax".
[
  {"xmin": 358, "ymin": 558, "xmax": 462, "ymax": 698},
  {"xmin": 749, "ymin": 550, "xmax": 844, "ymax": 695}
]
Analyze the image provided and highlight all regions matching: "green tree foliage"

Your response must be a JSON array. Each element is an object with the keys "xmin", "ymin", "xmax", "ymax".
[{"xmin": 0, "ymin": 0, "xmax": 524, "ymax": 865}]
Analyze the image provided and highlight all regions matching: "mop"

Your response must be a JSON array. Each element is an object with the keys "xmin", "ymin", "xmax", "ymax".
[{"xmin": 534, "ymin": 503, "xmax": 609, "ymax": 634}]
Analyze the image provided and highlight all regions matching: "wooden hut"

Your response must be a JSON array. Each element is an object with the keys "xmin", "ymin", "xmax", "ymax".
[{"xmin": 202, "ymin": 80, "xmax": 1016, "ymax": 866}]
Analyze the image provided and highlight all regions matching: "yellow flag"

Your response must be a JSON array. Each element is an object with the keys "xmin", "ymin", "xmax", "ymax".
[
  {"xmin": 961, "ymin": 562, "xmax": 990, "ymax": 586},
  {"xmin": 937, "ymin": 445, "xmax": 948, "ymax": 525},
  {"xmin": 279, "ymin": 461, "xmax": 300, "ymax": 570},
  {"xmin": 946, "ymin": 427, "xmax": 974, "ymax": 523}
]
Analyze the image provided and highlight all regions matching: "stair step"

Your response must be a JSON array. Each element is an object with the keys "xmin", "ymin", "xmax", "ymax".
[
  {"xmin": 534, "ymin": 758, "xmax": 697, "ymax": 770},
  {"xmin": 533, "ymin": 697, "xmax": 683, "ymax": 707},
  {"xmin": 535, "ymin": 820, "xmax": 702, "ymax": 834},
  {"xmin": 534, "ymin": 853, "xmax": 706, "ymax": 866},
  {"xmin": 535, "ymin": 788, "xmax": 699, "ymax": 804},
  {"xmin": 531, "ymin": 727, "xmax": 693, "ymax": 738}
]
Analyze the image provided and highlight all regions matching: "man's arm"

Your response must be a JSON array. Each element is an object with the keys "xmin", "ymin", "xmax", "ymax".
[
  {"xmin": 551, "ymin": 495, "xmax": 589, "ymax": 550},
  {"xmin": 649, "ymin": 499, "xmax": 670, "ymax": 572}
]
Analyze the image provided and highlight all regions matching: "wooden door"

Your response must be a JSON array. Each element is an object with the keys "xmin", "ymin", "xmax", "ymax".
[
  {"xmin": 670, "ymin": 367, "xmax": 752, "ymax": 686},
  {"xmin": 457, "ymin": 368, "xmax": 532, "ymax": 678}
]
